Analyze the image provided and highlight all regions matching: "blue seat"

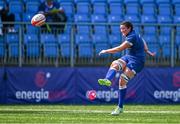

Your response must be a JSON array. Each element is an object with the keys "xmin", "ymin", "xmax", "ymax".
[
  {"xmin": 110, "ymin": 25, "xmax": 120, "ymax": 35},
  {"xmin": 74, "ymin": 0, "xmax": 90, "ymax": 3},
  {"xmin": 108, "ymin": 14, "xmax": 123, "ymax": 23},
  {"xmin": 124, "ymin": 15, "xmax": 140, "ymax": 23},
  {"xmin": 92, "ymin": 34, "xmax": 108, "ymax": 44},
  {"xmin": 141, "ymin": 15, "xmax": 157, "ymax": 35},
  {"xmin": 9, "ymin": 1, "xmax": 23, "ymax": 14},
  {"xmin": 44, "ymin": 43, "xmax": 58, "ymax": 58},
  {"xmin": 23, "ymin": 13, "xmax": 34, "ymax": 22},
  {"xmin": 158, "ymin": 4, "xmax": 172, "ymax": 16},
  {"xmin": 156, "ymin": 0, "xmax": 170, "ymax": 4},
  {"xmin": 58, "ymin": 0, "xmax": 74, "ymax": 3},
  {"xmin": 162, "ymin": 44, "xmax": 171, "ymax": 58},
  {"xmin": 108, "ymin": 34, "xmax": 122, "ymax": 45},
  {"xmin": 173, "ymin": 15, "xmax": 180, "ymax": 24},
  {"xmin": 75, "ymin": 34, "xmax": 91, "ymax": 45},
  {"xmin": 26, "ymin": 25, "xmax": 39, "ymax": 34},
  {"xmin": 26, "ymin": 43, "xmax": 40, "ymax": 57},
  {"xmin": 108, "ymin": 0, "xmax": 123, "ymax": 3},
  {"xmin": 125, "ymin": 3, "xmax": 140, "ymax": 15},
  {"xmin": 61, "ymin": 2, "xmax": 74, "ymax": 15},
  {"xmin": 91, "ymin": 14, "xmax": 107, "ymax": 23},
  {"xmin": 143, "ymin": 34, "xmax": 157, "ymax": 44},
  {"xmin": 60, "ymin": 43, "xmax": 71, "ymax": 57},
  {"xmin": 76, "ymin": 25, "xmax": 91, "ymax": 35},
  {"xmin": 93, "ymin": 25, "xmax": 108, "ymax": 35},
  {"xmin": 142, "ymin": 3, "xmax": 157, "ymax": 15},
  {"xmin": 140, "ymin": 0, "xmax": 155, "ymax": 4},
  {"xmin": 74, "ymin": 14, "xmax": 91, "ymax": 22},
  {"xmin": 26, "ymin": 1, "xmax": 40, "ymax": 13},
  {"xmin": 57, "ymin": 34, "xmax": 71, "ymax": 44},
  {"xmin": 143, "ymin": 26, "xmax": 157, "ymax": 35},
  {"xmin": 172, "ymin": 0, "xmax": 180, "ymax": 4},
  {"xmin": 109, "ymin": 3, "xmax": 123, "ymax": 15},
  {"xmin": 159, "ymin": 35, "xmax": 170, "ymax": 45},
  {"xmin": 40, "ymin": 34, "xmax": 57, "ymax": 43},
  {"xmin": 141, "ymin": 15, "xmax": 156, "ymax": 23},
  {"xmin": 174, "ymin": 4, "xmax": 180, "ymax": 15},
  {"xmin": 91, "ymin": 0, "xmax": 107, "ymax": 3},
  {"xmin": 175, "ymin": 35, "xmax": 180, "ymax": 45},
  {"xmin": 6, "ymin": 34, "xmax": 19, "ymax": 43},
  {"xmin": 78, "ymin": 43, "xmax": 93, "ymax": 58},
  {"xmin": 124, "ymin": 0, "xmax": 139, "ymax": 3},
  {"xmin": 8, "ymin": 43, "xmax": 19, "ymax": 58},
  {"xmin": 0, "ymin": 43, "xmax": 5, "ymax": 58},
  {"xmin": 76, "ymin": 2, "xmax": 91, "ymax": 14},
  {"xmin": 93, "ymin": 2, "xmax": 107, "ymax": 14},
  {"xmin": 24, "ymin": 34, "xmax": 39, "ymax": 44},
  {"xmin": 157, "ymin": 15, "xmax": 172, "ymax": 35}
]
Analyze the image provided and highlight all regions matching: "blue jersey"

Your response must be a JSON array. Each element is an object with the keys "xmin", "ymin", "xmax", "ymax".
[
  {"xmin": 120, "ymin": 30, "xmax": 145, "ymax": 73},
  {"xmin": 39, "ymin": 2, "xmax": 63, "ymax": 21},
  {"xmin": 125, "ymin": 30, "xmax": 145, "ymax": 62},
  {"xmin": 39, "ymin": 2, "xmax": 62, "ymax": 13}
]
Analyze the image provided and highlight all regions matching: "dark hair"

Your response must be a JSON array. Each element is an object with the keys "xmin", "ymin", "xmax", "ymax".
[{"xmin": 120, "ymin": 21, "xmax": 133, "ymax": 31}]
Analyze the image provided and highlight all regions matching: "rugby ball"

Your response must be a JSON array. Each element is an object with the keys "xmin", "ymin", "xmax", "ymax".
[{"xmin": 31, "ymin": 13, "xmax": 46, "ymax": 27}]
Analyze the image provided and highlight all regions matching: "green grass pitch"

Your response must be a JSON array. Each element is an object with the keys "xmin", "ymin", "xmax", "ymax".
[{"xmin": 0, "ymin": 105, "xmax": 179, "ymax": 124}]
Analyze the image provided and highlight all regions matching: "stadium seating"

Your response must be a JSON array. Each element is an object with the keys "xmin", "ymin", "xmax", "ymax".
[
  {"xmin": 93, "ymin": 2, "xmax": 107, "ymax": 14},
  {"xmin": 109, "ymin": 3, "xmax": 124, "ymax": 15},
  {"xmin": 159, "ymin": 35, "xmax": 170, "ymax": 46},
  {"xmin": 158, "ymin": 4, "xmax": 172, "ymax": 16},
  {"xmin": 75, "ymin": 34, "xmax": 91, "ymax": 45},
  {"xmin": 43, "ymin": 43, "xmax": 59, "ymax": 58},
  {"xmin": 1, "ymin": 0, "xmax": 179, "ymax": 63},
  {"xmin": 140, "ymin": 0, "xmax": 155, "ymax": 4},
  {"xmin": 9, "ymin": 1, "xmax": 23, "ymax": 14},
  {"xmin": 78, "ymin": 43, "xmax": 93, "ymax": 58},
  {"xmin": 60, "ymin": 43, "xmax": 71, "ymax": 58},
  {"xmin": 156, "ymin": 0, "xmax": 171, "ymax": 4},
  {"xmin": 125, "ymin": 3, "xmax": 140, "ymax": 15},
  {"xmin": 92, "ymin": 34, "xmax": 108, "ymax": 44},
  {"xmin": 141, "ymin": 3, "xmax": 157, "ymax": 15},
  {"xmin": 76, "ymin": 2, "xmax": 91, "ymax": 14},
  {"xmin": 26, "ymin": 1, "xmax": 40, "ymax": 13}
]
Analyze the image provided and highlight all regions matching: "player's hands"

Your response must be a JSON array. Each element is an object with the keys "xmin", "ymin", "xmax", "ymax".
[
  {"xmin": 147, "ymin": 50, "xmax": 156, "ymax": 57},
  {"xmin": 99, "ymin": 50, "xmax": 107, "ymax": 56}
]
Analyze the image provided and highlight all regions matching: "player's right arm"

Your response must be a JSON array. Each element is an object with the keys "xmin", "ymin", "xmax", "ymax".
[{"xmin": 99, "ymin": 41, "xmax": 131, "ymax": 56}]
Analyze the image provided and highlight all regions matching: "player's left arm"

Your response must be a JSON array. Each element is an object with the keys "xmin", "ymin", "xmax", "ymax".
[{"xmin": 143, "ymin": 39, "xmax": 156, "ymax": 57}]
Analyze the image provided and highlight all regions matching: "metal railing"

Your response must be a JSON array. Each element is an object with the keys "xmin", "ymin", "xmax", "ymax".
[{"xmin": 0, "ymin": 22, "xmax": 179, "ymax": 67}]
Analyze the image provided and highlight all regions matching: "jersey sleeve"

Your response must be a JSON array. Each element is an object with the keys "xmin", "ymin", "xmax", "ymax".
[{"xmin": 125, "ymin": 35, "xmax": 135, "ymax": 46}]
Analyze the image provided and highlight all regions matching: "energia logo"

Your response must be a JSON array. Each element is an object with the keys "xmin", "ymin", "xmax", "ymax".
[
  {"xmin": 154, "ymin": 88, "xmax": 180, "ymax": 102},
  {"xmin": 86, "ymin": 88, "xmax": 118, "ymax": 102},
  {"xmin": 15, "ymin": 71, "xmax": 51, "ymax": 102},
  {"xmin": 16, "ymin": 88, "xmax": 49, "ymax": 102}
]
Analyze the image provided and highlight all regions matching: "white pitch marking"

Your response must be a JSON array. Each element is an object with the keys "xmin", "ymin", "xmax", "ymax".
[{"xmin": 0, "ymin": 109, "xmax": 180, "ymax": 114}]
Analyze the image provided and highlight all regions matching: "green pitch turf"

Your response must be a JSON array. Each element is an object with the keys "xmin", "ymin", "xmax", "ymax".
[{"xmin": 0, "ymin": 105, "xmax": 179, "ymax": 124}]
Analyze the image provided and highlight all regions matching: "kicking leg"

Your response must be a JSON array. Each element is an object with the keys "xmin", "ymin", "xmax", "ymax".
[
  {"xmin": 111, "ymin": 67, "xmax": 135, "ymax": 115},
  {"xmin": 98, "ymin": 59, "xmax": 126, "ymax": 86}
]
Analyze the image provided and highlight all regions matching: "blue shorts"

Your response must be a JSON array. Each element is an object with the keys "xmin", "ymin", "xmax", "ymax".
[{"xmin": 120, "ymin": 55, "xmax": 145, "ymax": 74}]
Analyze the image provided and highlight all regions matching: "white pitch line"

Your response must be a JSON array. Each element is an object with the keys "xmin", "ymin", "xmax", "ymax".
[{"xmin": 0, "ymin": 108, "xmax": 180, "ymax": 114}]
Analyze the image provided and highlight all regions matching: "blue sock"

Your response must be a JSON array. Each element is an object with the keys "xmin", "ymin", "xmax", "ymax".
[
  {"xmin": 118, "ymin": 88, "xmax": 127, "ymax": 108},
  {"xmin": 105, "ymin": 68, "xmax": 116, "ymax": 80}
]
